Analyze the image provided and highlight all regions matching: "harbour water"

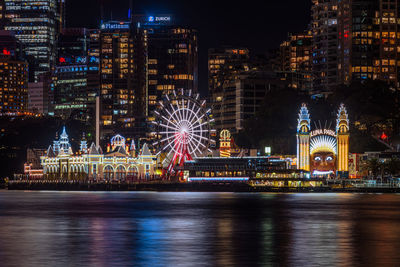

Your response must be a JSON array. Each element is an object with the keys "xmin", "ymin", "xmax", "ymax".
[{"xmin": 1, "ymin": 191, "xmax": 400, "ymax": 266}]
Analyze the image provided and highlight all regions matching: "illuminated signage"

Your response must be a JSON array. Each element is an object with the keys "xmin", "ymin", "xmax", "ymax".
[
  {"xmin": 101, "ymin": 22, "xmax": 130, "ymax": 30},
  {"xmin": 147, "ymin": 16, "xmax": 171, "ymax": 23},
  {"xmin": 310, "ymin": 129, "xmax": 336, "ymax": 138},
  {"xmin": 155, "ymin": 16, "xmax": 170, "ymax": 21}
]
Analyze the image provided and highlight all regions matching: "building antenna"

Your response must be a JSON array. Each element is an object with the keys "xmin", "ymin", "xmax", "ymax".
[
  {"xmin": 129, "ymin": 0, "xmax": 133, "ymax": 20},
  {"xmin": 100, "ymin": 0, "xmax": 104, "ymax": 24}
]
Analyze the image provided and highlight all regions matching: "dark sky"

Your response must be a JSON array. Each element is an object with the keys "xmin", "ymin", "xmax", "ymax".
[{"xmin": 66, "ymin": 0, "xmax": 311, "ymax": 94}]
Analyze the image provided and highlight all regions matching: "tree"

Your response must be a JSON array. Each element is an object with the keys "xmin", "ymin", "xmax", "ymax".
[{"xmin": 384, "ymin": 158, "xmax": 400, "ymax": 178}]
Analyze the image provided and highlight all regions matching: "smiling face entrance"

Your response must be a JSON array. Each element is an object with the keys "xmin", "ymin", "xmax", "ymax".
[
  {"xmin": 309, "ymin": 134, "xmax": 337, "ymax": 177},
  {"xmin": 311, "ymin": 151, "xmax": 336, "ymax": 176}
]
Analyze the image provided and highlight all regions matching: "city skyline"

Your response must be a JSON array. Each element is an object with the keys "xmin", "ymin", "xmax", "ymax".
[{"xmin": 65, "ymin": 0, "xmax": 312, "ymax": 94}]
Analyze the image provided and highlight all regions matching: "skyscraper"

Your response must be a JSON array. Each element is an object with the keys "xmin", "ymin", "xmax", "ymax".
[
  {"xmin": 311, "ymin": 0, "xmax": 339, "ymax": 95},
  {"xmin": 131, "ymin": 15, "xmax": 198, "ymax": 138},
  {"xmin": 99, "ymin": 21, "xmax": 134, "ymax": 141},
  {"xmin": 279, "ymin": 31, "xmax": 313, "ymax": 91},
  {"xmin": 338, "ymin": 0, "xmax": 400, "ymax": 88},
  {"xmin": 98, "ymin": 16, "xmax": 199, "ymax": 142},
  {"xmin": 0, "ymin": 33, "xmax": 28, "ymax": 113},
  {"xmin": 53, "ymin": 28, "xmax": 100, "ymax": 121},
  {"xmin": 4, "ymin": 0, "xmax": 64, "ymax": 81}
]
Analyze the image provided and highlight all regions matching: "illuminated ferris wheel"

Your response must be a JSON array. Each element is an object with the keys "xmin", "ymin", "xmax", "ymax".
[{"xmin": 152, "ymin": 89, "xmax": 215, "ymax": 172}]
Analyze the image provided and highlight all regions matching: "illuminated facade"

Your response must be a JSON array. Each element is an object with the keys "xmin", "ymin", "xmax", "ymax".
[
  {"xmin": 311, "ymin": 0, "xmax": 339, "ymax": 95},
  {"xmin": 99, "ymin": 21, "xmax": 134, "ymax": 140},
  {"xmin": 296, "ymin": 104, "xmax": 350, "ymax": 177},
  {"xmin": 279, "ymin": 31, "xmax": 312, "ymax": 91},
  {"xmin": 132, "ymin": 15, "xmax": 199, "ymax": 138},
  {"xmin": 336, "ymin": 104, "xmax": 349, "ymax": 173},
  {"xmin": 219, "ymin": 130, "xmax": 231, "ymax": 157},
  {"xmin": 0, "ymin": 55, "xmax": 28, "ymax": 113},
  {"xmin": 209, "ymin": 48, "xmax": 249, "ymax": 132},
  {"xmin": 98, "ymin": 17, "xmax": 199, "ymax": 140},
  {"xmin": 338, "ymin": 0, "xmax": 400, "ymax": 88},
  {"xmin": 4, "ymin": 0, "xmax": 64, "ymax": 81},
  {"xmin": 296, "ymin": 104, "xmax": 311, "ymax": 171},
  {"xmin": 53, "ymin": 28, "xmax": 100, "ymax": 121},
  {"xmin": 41, "ymin": 127, "xmax": 156, "ymax": 181}
]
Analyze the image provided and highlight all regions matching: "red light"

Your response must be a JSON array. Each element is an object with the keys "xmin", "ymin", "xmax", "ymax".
[
  {"xmin": 59, "ymin": 57, "xmax": 66, "ymax": 63},
  {"xmin": 3, "ymin": 49, "xmax": 10, "ymax": 55},
  {"xmin": 380, "ymin": 132, "xmax": 388, "ymax": 140}
]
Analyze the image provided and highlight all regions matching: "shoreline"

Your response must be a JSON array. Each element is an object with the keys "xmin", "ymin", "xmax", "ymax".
[{"xmin": 6, "ymin": 181, "xmax": 400, "ymax": 193}]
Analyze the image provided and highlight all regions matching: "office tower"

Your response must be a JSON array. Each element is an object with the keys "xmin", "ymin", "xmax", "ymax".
[
  {"xmin": 99, "ymin": 21, "xmax": 134, "ymax": 141},
  {"xmin": 311, "ymin": 0, "xmax": 339, "ymax": 95},
  {"xmin": 279, "ymin": 31, "xmax": 313, "ymax": 91},
  {"xmin": 4, "ymin": 0, "xmax": 64, "ymax": 81},
  {"xmin": 131, "ymin": 15, "xmax": 198, "ymax": 136},
  {"xmin": 98, "ymin": 16, "xmax": 198, "ymax": 141},
  {"xmin": 53, "ymin": 28, "xmax": 100, "ymax": 121},
  {"xmin": 0, "ymin": 0, "xmax": 6, "ymax": 29},
  {"xmin": 0, "ymin": 48, "xmax": 28, "ymax": 113}
]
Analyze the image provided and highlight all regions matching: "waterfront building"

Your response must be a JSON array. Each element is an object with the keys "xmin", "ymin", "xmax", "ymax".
[
  {"xmin": 53, "ymin": 28, "xmax": 100, "ymax": 121},
  {"xmin": 4, "ymin": 0, "xmax": 64, "ymax": 81},
  {"xmin": 41, "ymin": 127, "xmax": 156, "ymax": 181},
  {"xmin": 296, "ymin": 103, "xmax": 350, "ymax": 177},
  {"xmin": 181, "ymin": 157, "xmax": 318, "ymax": 187}
]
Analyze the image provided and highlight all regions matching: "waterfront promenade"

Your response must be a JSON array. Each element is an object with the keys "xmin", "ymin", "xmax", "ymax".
[{"xmin": 7, "ymin": 180, "xmax": 400, "ymax": 193}]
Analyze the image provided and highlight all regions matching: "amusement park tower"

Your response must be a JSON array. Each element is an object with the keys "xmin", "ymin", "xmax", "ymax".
[
  {"xmin": 336, "ymin": 104, "xmax": 349, "ymax": 174},
  {"xmin": 296, "ymin": 104, "xmax": 311, "ymax": 172}
]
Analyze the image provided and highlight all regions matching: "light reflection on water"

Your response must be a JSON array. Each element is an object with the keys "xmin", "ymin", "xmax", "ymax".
[{"xmin": 1, "ymin": 192, "xmax": 400, "ymax": 266}]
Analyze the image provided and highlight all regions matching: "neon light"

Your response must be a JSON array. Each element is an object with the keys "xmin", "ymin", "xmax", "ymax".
[{"xmin": 188, "ymin": 177, "xmax": 250, "ymax": 182}]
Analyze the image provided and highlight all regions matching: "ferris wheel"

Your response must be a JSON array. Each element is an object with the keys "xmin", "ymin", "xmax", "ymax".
[{"xmin": 152, "ymin": 89, "xmax": 216, "ymax": 173}]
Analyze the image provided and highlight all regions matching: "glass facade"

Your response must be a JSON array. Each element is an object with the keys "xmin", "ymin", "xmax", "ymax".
[{"xmin": 4, "ymin": 0, "xmax": 63, "ymax": 81}]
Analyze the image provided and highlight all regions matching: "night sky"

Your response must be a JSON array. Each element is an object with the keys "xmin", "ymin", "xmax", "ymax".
[{"xmin": 66, "ymin": 0, "xmax": 311, "ymax": 94}]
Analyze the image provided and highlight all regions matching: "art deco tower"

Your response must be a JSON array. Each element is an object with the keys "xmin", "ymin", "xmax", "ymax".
[
  {"xmin": 336, "ymin": 104, "xmax": 349, "ymax": 174},
  {"xmin": 297, "ymin": 104, "xmax": 311, "ymax": 171}
]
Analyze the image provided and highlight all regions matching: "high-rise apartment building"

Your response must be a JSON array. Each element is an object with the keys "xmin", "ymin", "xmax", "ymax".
[
  {"xmin": 0, "ymin": 50, "xmax": 28, "ymax": 113},
  {"xmin": 4, "ymin": 0, "xmax": 64, "ymax": 81},
  {"xmin": 99, "ymin": 21, "xmax": 134, "ymax": 141},
  {"xmin": 338, "ymin": 0, "xmax": 400, "ymax": 88},
  {"xmin": 53, "ymin": 28, "xmax": 100, "ymax": 121},
  {"xmin": 311, "ymin": 0, "xmax": 339, "ymax": 95},
  {"xmin": 98, "ymin": 17, "xmax": 199, "ymax": 142},
  {"xmin": 312, "ymin": 0, "xmax": 400, "ymax": 91},
  {"xmin": 131, "ymin": 15, "xmax": 198, "ymax": 136},
  {"xmin": 208, "ymin": 48, "xmax": 249, "ymax": 132},
  {"xmin": 279, "ymin": 31, "xmax": 313, "ymax": 91}
]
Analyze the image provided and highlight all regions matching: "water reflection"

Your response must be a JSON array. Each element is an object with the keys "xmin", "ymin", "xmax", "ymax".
[{"xmin": 1, "ymin": 192, "xmax": 400, "ymax": 266}]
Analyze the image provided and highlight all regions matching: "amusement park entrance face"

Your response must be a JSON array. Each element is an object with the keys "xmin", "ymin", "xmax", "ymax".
[{"xmin": 311, "ymin": 151, "xmax": 336, "ymax": 174}]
